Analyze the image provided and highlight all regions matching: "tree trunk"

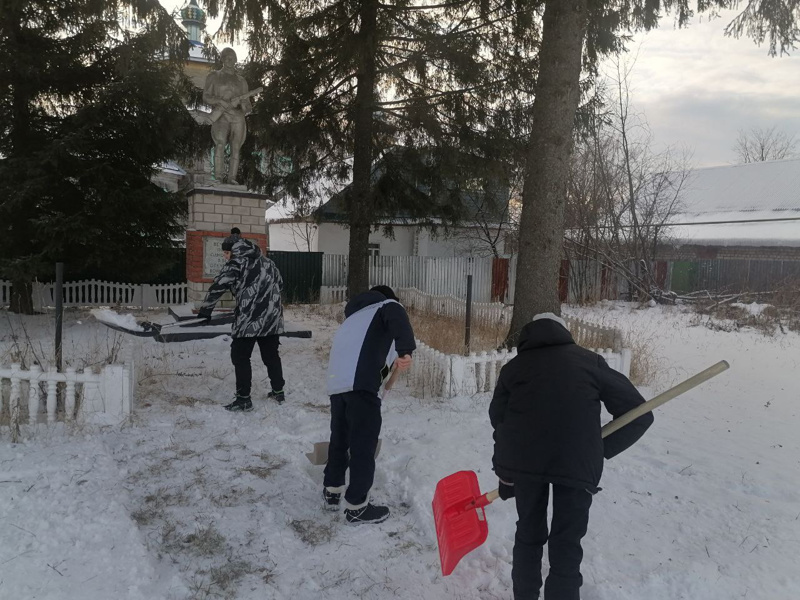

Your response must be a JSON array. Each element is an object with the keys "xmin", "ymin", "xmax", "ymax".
[
  {"xmin": 10, "ymin": 280, "xmax": 35, "ymax": 315},
  {"xmin": 506, "ymin": 0, "xmax": 588, "ymax": 347},
  {"xmin": 346, "ymin": 0, "xmax": 379, "ymax": 298}
]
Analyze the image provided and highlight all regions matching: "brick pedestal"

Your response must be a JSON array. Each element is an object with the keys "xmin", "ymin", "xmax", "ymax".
[{"xmin": 186, "ymin": 185, "xmax": 270, "ymax": 306}]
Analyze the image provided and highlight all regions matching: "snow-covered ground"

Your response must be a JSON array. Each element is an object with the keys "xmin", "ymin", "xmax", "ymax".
[{"xmin": 1, "ymin": 303, "xmax": 799, "ymax": 600}]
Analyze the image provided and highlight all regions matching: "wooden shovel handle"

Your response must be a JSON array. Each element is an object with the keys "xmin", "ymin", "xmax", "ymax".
[
  {"xmin": 384, "ymin": 365, "xmax": 401, "ymax": 391},
  {"xmin": 481, "ymin": 360, "xmax": 730, "ymax": 506},
  {"xmin": 473, "ymin": 489, "xmax": 500, "ymax": 509},
  {"xmin": 600, "ymin": 360, "xmax": 729, "ymax": 437}
]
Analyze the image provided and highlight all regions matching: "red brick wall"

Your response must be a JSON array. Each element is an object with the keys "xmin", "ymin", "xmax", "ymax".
[{"xmin": 186, "ymin": 230, "xmax": 268, "ymax": 283}]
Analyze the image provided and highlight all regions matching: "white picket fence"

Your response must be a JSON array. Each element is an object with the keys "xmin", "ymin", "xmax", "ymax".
[
  {"xmin": 398, "ymin": 287, "xmax": 623, "ymax": 351},
  {"xmin": 322, "ymin": 255, "xmax": 496, "ymax": 303},
  {"xmin": 399, "ymin": 287, "xmax": 512, "ymax": 328},
  {"xmin": 0, "ymin": 280, "xmax": 188, "ymax": 309},
  {"xmin": 320, "ymin": 286, "xmax": 348, "ymax": 304},
  {"xmin": 408, "ymin": 341, "xmax": 631, "ymax": 399},
  {"xmin": 399, "ymin": 287, "xmax": 630, "ymax": 397},
  {"xmin": 0, "ymin": 355, "xmax": 136, "ymax": 441}
]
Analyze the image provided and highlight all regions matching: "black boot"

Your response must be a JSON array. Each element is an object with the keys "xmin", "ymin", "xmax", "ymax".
[
  {"xmin": 267, "ymin": 389, "xmax": 285, "ymax": 404},
  {"xmin": 224, "ymin": 395, "xmax": 253, "ymax": 412},
  {"xmin": 344, "ymin": 503, "xmax": 390, "ymax": 525},
  {"xmin": 322, "ymin": 488, "xmax": 342, "ymax": 511}
]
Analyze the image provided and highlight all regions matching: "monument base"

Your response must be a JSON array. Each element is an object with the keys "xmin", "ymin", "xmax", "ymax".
[{"xmin": 186, "ymin": 185, "xmax": 271, "ymax": 307}]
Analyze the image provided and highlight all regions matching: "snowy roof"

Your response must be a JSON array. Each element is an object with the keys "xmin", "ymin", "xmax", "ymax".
[
  {"xmin": 668, "ymin": 211, "xmax": 800, "ymax": 247},
  {"xmin": 667, "ymin": 159, "xmax": 800, "ymax": 247},
  {"xmin": 679, "ymin": 158, "xmax": 800, "ymax": 213},
  {"xmin": 265, "ymin": 202, "xmax": 297, "ymax": 222},
  {"xmin": 159, "ymin": 161, "xmax": 187, "ymax": 177},
  {"xmin": 187, "ymin": 40, "xmax": 213, "ymax": 63}
]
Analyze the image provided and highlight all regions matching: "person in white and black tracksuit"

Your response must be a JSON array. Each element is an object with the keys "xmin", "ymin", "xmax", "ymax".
[
  {"xmin": 490, "ymin": 313, "xmax": 654, "ymax": 600},
  {"xmin": 322, "ymin": 286, "xmax": 416, "ymax": 525},
  {"xmin": 198, "ymin": 228, "xmax": 286, "ymax": 411}
]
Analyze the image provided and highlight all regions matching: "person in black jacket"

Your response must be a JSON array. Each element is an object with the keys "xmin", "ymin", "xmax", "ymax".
[
  {"xmin": 490, "ymin": 313, "xmax": 653, "ymax": 600},
  {"xmin": 322, "ymin": 285, "xmax": 416, "ymax": 525}
]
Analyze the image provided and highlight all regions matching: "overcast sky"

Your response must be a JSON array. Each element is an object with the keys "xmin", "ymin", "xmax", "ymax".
[{"xmin": 163, "ymin": 2, "xmax": 799, "ymax": 168}]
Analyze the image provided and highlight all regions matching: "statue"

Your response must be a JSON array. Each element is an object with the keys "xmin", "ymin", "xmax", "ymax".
[{"xmin": 203, "ymin": 48, "xmax": 261, "ymax": 185}]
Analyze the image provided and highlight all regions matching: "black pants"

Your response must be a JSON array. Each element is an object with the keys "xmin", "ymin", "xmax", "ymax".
[
  {"xmin": 230, "ymin": 336, "xmax": 284, "ymax": 397},
  {"xmin": 512, "ymin": 480, "xmax": 593, "ymax": 600},
  {"xmin": 322, "ymin": 391, "xmax": 382, "ymax": 507}
]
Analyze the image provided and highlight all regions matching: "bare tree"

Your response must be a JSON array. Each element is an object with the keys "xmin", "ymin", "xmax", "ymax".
[
  {"xmin": 285, "ymin": 214, "xmax": 319, "ymax": 252},
  {"xmin": 271, "ymin": 175, "xmax": 338, "ymax": 252},
  {"xmin": 565, "ymin": 60, "xmax": 692, "ymax": 304},
  {"xmin": 733, "ymin": 126, "xmax": 798, "ymax": 163},
  {"xmin": 449, "ymin": 173, "xmax": 522, "ymax": 258}
]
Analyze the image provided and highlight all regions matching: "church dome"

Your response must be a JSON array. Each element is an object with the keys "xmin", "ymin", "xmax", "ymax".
[
  {"xmin": 181, "ymin": 0, "xmax": 206, "ymax": 24},
  {"xmin": 181, "ymin": 0, "xmax": 206, "ymax": 42}
]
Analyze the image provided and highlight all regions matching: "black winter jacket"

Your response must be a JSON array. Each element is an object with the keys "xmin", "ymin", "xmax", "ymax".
[{"xmin": 489, "ymin": 318, "xmax": 653, "ymax": 493}]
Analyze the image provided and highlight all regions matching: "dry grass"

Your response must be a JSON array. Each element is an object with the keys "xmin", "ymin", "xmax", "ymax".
[
  {"xmin": 300, "ymin": 401, "xmax": 330, "ymax": 413},
  {"xmin": 209, "ymin": 486, "xmax": 258, "ymax": 508},
  {"xmin": 143, "ymin": 486, "xmax": 190, "ymax": 511},
  {"xmin": 184, "ymin": 525, "xmax": 227, "ymax": 557},
  {"xmin": 289, "ymin": 519, "xmax": 335, "ymax": 546},
  {"xmin": 688, "ymin": 280, "xmax": 800, "ymax": 336},
  {"xmin": 295, "ymin": 302, "xmax": 346, "ymax": 324},
  {"xmin": 314, "ymin": 337, "xmax": 333, "ymax": 363},
  {"xmin": 186, "ymin": 557, "xmax": 275, "ymax": 599},
  {"xmin": 408, "ymin": 309, "xmax": 506, "ymax": 355},
  {"xmin": 239, "ymin": 453, "xmax": 286, "ymax": 479},
  {"xmin": 625, "ymin": 331, "xmax": 661, "ymax": 387}
]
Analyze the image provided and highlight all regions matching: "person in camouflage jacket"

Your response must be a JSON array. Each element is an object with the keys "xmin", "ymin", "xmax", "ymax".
[{"xmin": 198, "ymin": 228, "xmax": 285, "ymax": 411}]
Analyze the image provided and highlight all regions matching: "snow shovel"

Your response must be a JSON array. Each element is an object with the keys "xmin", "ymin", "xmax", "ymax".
[
  {"xmin": 306, "ymin": 367, "xmax": 402, "ymax": 466},
  {"xmin": 95, "ymin": 310, "xmax": 311, "ymax": 342},
  {"xmin": 432, "ymin": 359, "xmax": 730, "ymax": 576}
]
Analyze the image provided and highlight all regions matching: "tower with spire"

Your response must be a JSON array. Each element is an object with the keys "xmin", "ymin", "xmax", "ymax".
[
  {"xmin": 179, "ymin": 0, "xmax": 213, "ymax": 88},
  {"xmin": 181, "ymin": 0, "xmax": 206, "ymax": 43}
]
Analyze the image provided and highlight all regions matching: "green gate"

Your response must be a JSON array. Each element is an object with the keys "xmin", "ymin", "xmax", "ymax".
[{"xmin": 268, "ymin": 251, "xmax": 323, "ymax": 304}]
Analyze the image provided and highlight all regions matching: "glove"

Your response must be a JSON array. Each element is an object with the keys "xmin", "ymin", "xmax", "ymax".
[
  {"xmin": 498, "ymin": 478, "xmax": 515, "ymax": 501},
  {"xmin": 196, "ymin": 311, "xmax": 213, "ymax": 325}
]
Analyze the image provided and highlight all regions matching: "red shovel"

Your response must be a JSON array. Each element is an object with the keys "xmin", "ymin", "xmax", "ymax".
[{"xmin": 432, "ymin": 360, "xmax": 730, "ymax": 576}]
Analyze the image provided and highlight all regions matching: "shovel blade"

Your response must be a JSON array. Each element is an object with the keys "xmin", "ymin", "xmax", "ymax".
[
  {"xmin": 305, "ymin": 439, "xmax": 382, "ymax": 466},
  {"xmin": 432, "ymin": 470, "xmax": 489, "ymax": 576}
]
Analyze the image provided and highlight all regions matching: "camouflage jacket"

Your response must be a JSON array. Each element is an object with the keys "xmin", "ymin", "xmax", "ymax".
[{"xmin": 199, "ymin": 239, "xmax": 284, "ymax": 338}]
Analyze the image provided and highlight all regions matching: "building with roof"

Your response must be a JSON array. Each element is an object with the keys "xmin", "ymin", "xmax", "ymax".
[
  {"xmin": 658, "ymin": 158, "xmax": 800, "ymax": 292},
  {"xmin": 265, "ymin": 150, "xmax": 514, "ymax": 258}
]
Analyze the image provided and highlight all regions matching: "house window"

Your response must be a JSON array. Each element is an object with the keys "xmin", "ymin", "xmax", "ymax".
[{"xmin": 368, "ymin": 243, "xmax": 381, "ymax": 260}]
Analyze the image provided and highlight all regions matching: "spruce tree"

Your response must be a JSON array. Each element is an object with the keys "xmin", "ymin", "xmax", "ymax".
[
  {"xmin": 0, "ymin": 0, "xmax": 201, "ymax": 313},
  {"xmin": 207, "ymin": 0, "xmax": 539, "ymax": 296}
]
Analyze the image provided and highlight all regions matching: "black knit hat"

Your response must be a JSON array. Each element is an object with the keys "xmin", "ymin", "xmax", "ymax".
[
  {"xmin": 221, "ymin": 227, "xmax": 241, "ymax": 251},
  {"xmin": 370, "ymin": 285, "xmax": 398, "ymax": 301}
]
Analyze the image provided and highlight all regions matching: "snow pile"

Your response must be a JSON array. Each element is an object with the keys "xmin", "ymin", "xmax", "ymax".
[
  {"xmin": 90, "ymin": 308, "xmax": 143, "ymax": 331},
  {"xmin": 731, "ymin": 301, "xmax": 772, "ymax": 316},
  {"xmin": 2, "ymin": 305, "xmax": 800, "ymax": 599}
]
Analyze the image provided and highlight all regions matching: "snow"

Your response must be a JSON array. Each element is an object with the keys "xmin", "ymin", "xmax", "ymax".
[
  {"xmin": 680, "ymin": 158, "xmax": 800, "ymax": 213},
  {"xmin": 661, "ymin": 158, "xmax": 800, "ymax": 247},
  {"xmin": 731, "ymin": 302, "xmax": 772, "ymax": 316},
  {"xmin": 667, "ymin": 210, "xmax": 800, "ymax": 247},
  {"xmin": 90, "ymin": 308, "xmax": 144, "ymax": 332},
  {"xmin": 2, "ymin": 303, "xmax": 800, "ymax": 599}
]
